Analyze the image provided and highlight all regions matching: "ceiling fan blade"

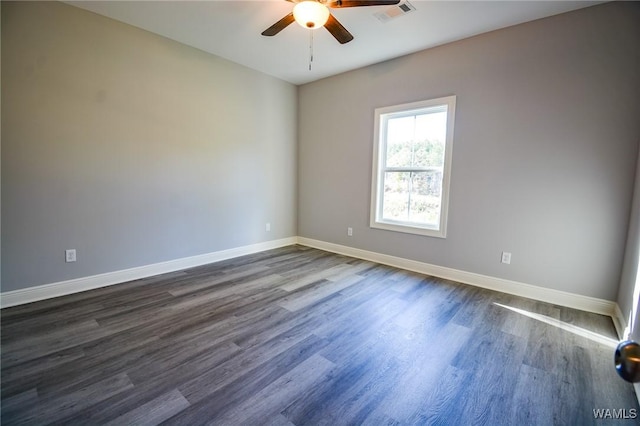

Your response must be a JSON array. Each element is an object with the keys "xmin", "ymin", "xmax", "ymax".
[
  {"xmin": 261, "ymin": 12, "xmax": 295, "ymax": 36},
  {"xmin": 328, "ymin": 0, "xmax": 400, "ymax": 8},
  {"xmin": 324, "ymin": 13, "xmax": 354, "ymax": 44}
]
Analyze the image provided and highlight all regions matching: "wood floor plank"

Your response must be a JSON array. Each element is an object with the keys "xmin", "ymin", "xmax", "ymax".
[
  {"xmin": 167, "ymin": 265, "xmax": 272, "ymax": 296},
  {"xmin": 176, "ymin": 324, "xmax": 315, "ymax": 404},
  {"xmin": 1, "ymin": 347, "xmax": 86, "ymax": 392},
  {"xmin": 3, "ymin": 372, "xmax": 133, "ymax": 425},
  {"xmin": 450, "ymin": 330, "xmax": 527, "ymax": 425},
  {"xmin": 278, "ymin": 274, "xmax": 365, "ymax": 312},
  {"xmin": 366, "ymin": 321, "xmax": 474, "ymax": 423},
  {"xmin": 278, "ymin": 261, "xmax": 372, "ymax": 292},
  {"xmin": 318, "ymin": 292, "xmax": 410, "ymax": 364},
  {"xmin": 282, "ymin": 328, "xmax": 404, "ymax": 425},
  {"xmin": 230, "ymin": 292, "xmax": 341, "ymax": 350},
  {"xmin": 103, "ymin": 389, "xmax": 189, "ymax": 426},
  {"xmin": 263, "ymin": 413, "xmax": 297, "ymax": 426},
  {"xmin": 509, "ymin": 364, "xmax": 555, "ymax": 426},
  {"xmin": 552, "ymin": 344, "xmax": 598, "ymax": 425},
  {"xmin": 167, "ymin": 334, "xmax": 330, "ymax": 424},
  {"xmin": 168, "ymin": 273, "xmax": 284, "ymax": 310},
  {"xmin": 212, "ymin": 353, "xmax": 335, "ymax": 426},
  {"xmin": 405, "ymin": 364, "xmax": 472, "ymax": 425},
  {"xmin": 53, "ymin": 339, "xmax": 240, "ymax": 424},
  {"xmin": 1, "ymin": 245, "xmax": 637, "ymax": 425},
  {"xmin": 2, "ymin": 319, "xmax": 105, "ymax": 368},
  {"xmin": 271, "ymin": 251, "xmax": 349, "ymax": 279},
  {"xmin": 0, "ymin": 388, "xmax": 39, "ymax": 419}
]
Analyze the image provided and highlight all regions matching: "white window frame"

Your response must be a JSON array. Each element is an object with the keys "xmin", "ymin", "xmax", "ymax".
[{"xmin": 370, "ymin": 95, "xmax": 456, "ymax": 238}]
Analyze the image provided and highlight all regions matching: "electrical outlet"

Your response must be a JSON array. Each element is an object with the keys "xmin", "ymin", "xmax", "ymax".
[
  {"xmin": 266, "ymin": 223, "xmax": 271, "ymax": 232},
  {"xmin": 65, "ymin": 249, "xmax": 77, "ymax": 263},
  {"xmin": 501, "ymin": 251, "xmax": 511, "ymax": 264},
  {"xmin": 347, "ymin": 227, "xmax": 353, "ymax": 237}
]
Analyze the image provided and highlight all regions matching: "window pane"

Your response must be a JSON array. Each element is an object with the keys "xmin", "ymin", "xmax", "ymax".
[
  {"xmin": 382, "ymin": 172, "xmax": 410, "ymax": 221},
  {"xmin": 382, "ymin": 171, "xmax": 443, "ymax": 226},
  {"xmin": 386, "ymin": 116, "xmax": 414, "ymax": 168},
  {"xmin": 413, "ymin": 111, "xmax": 447, "ymax": 168},
  {"xmin": 409, "ymin": 171, "xmax": 442, "ymax": 226},
  {"xmin": 385, "ymin": 111, "xmax": 447, "ymax": 168}
]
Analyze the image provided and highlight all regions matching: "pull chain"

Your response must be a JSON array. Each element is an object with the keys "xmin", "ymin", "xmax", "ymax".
[{"xmin": 309, "ymin": 30, "xmax": 313, "ymax": 71}]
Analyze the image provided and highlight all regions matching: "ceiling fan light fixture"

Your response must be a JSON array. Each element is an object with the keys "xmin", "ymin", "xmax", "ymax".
[{"xmin": 293, "ymin": 1, "xmax": 330, "ymax": 29}]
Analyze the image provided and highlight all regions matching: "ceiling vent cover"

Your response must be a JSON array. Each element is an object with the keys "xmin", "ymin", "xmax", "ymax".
[{"xmin": 374, "ymin": 1, "xmax": 416, "ymax": 23}]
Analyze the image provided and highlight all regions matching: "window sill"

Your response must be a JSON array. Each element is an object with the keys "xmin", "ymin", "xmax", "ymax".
[{"xmin": 370, "ymin": 220, "xmax": 447, "ymax": 238}]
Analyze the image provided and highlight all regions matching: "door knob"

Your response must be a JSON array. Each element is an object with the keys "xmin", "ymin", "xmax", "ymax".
[{"xmin": 615, "ymin": 340, "xmax": 640, "ymax": 383}]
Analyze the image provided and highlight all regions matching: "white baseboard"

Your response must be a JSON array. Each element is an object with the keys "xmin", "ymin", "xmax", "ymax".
[
  {"xmin": 612, "ymin": 303, "xmax": 628, "ymax": 340},
  {"xmin": 0, "ymin": 236, "xmax": 621, "ymax": 321},
  {"xmin": 0, "ymin": 237, "xmax": 297, "ymax": 309},
  {"xmin": 297, "ymin": 237, "xmax": 618, "ymax": 318}
]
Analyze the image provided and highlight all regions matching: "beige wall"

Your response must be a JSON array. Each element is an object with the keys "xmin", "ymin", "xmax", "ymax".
[
  {"xmin": 298, "ymin": 2, "xmax": 640, "ymax": 300},
  {"xmin": 1, "ymin": 1, "xmax": 298, "ymax": 291}
]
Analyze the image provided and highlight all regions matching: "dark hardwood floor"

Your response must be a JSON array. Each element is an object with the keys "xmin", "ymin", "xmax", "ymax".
[{"xmin": 1, "ymin": 245, "xmax": 638, "ymax": 425}]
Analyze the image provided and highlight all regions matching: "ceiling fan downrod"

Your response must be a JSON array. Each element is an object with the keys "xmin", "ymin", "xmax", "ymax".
[{"xmin": 309, "ymin": 30, "xmax": 314, "ymax": 71}]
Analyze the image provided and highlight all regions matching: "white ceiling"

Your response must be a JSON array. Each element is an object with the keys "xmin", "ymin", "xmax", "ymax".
[{"xmin": 66, "ymin": 0, "xmax": 603, "ymax": 85}]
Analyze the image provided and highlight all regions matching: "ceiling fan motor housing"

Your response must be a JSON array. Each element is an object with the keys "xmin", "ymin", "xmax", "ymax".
[{"xmin": 293, "ymin": 1, "xmax": 330, "ymax": 29}]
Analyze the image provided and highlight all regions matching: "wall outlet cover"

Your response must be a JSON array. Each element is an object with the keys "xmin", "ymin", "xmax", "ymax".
[{"xmin": 65, "ymin": 249, "xmax": 77, "ymax": 263}]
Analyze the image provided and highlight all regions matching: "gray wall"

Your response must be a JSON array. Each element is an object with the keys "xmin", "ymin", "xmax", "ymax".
[
  {"xmin": 618, "ymin": 148, "xmax": 640, "ymax": 337},
  {"xmin": 1, "ymin": 1, "xmax": 297, "ymax": 292},
  {"xmin": 3, "ymin": 1, "xmax": 640, "ymax": 304},
  {"xmin": 1, "ymin": 1, "xmax": 3, "ymax": 287},
  {"xmin": 298, "ymin": 2, "xmax": 640, "ymax": 300}
]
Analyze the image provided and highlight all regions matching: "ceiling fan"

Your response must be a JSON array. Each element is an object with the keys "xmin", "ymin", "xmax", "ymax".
[{"xmin": 262, "ymin": 0, "xmax": 401, "ymax": 44}]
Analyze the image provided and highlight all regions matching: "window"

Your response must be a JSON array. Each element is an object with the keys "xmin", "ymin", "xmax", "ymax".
[{"xmin": 370, "ymin": 96, "xmax": 456, "ymax": 238}]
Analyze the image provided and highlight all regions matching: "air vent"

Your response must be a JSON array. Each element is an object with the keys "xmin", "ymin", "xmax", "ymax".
[{"xmin": 373, "ymin": 1, "xmax": 416, "ymax": 23}]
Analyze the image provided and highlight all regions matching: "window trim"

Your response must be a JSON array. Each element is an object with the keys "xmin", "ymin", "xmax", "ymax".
[{"xmin": 370, "ymin": 95, "xmax": 456, "ymax": 238}]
